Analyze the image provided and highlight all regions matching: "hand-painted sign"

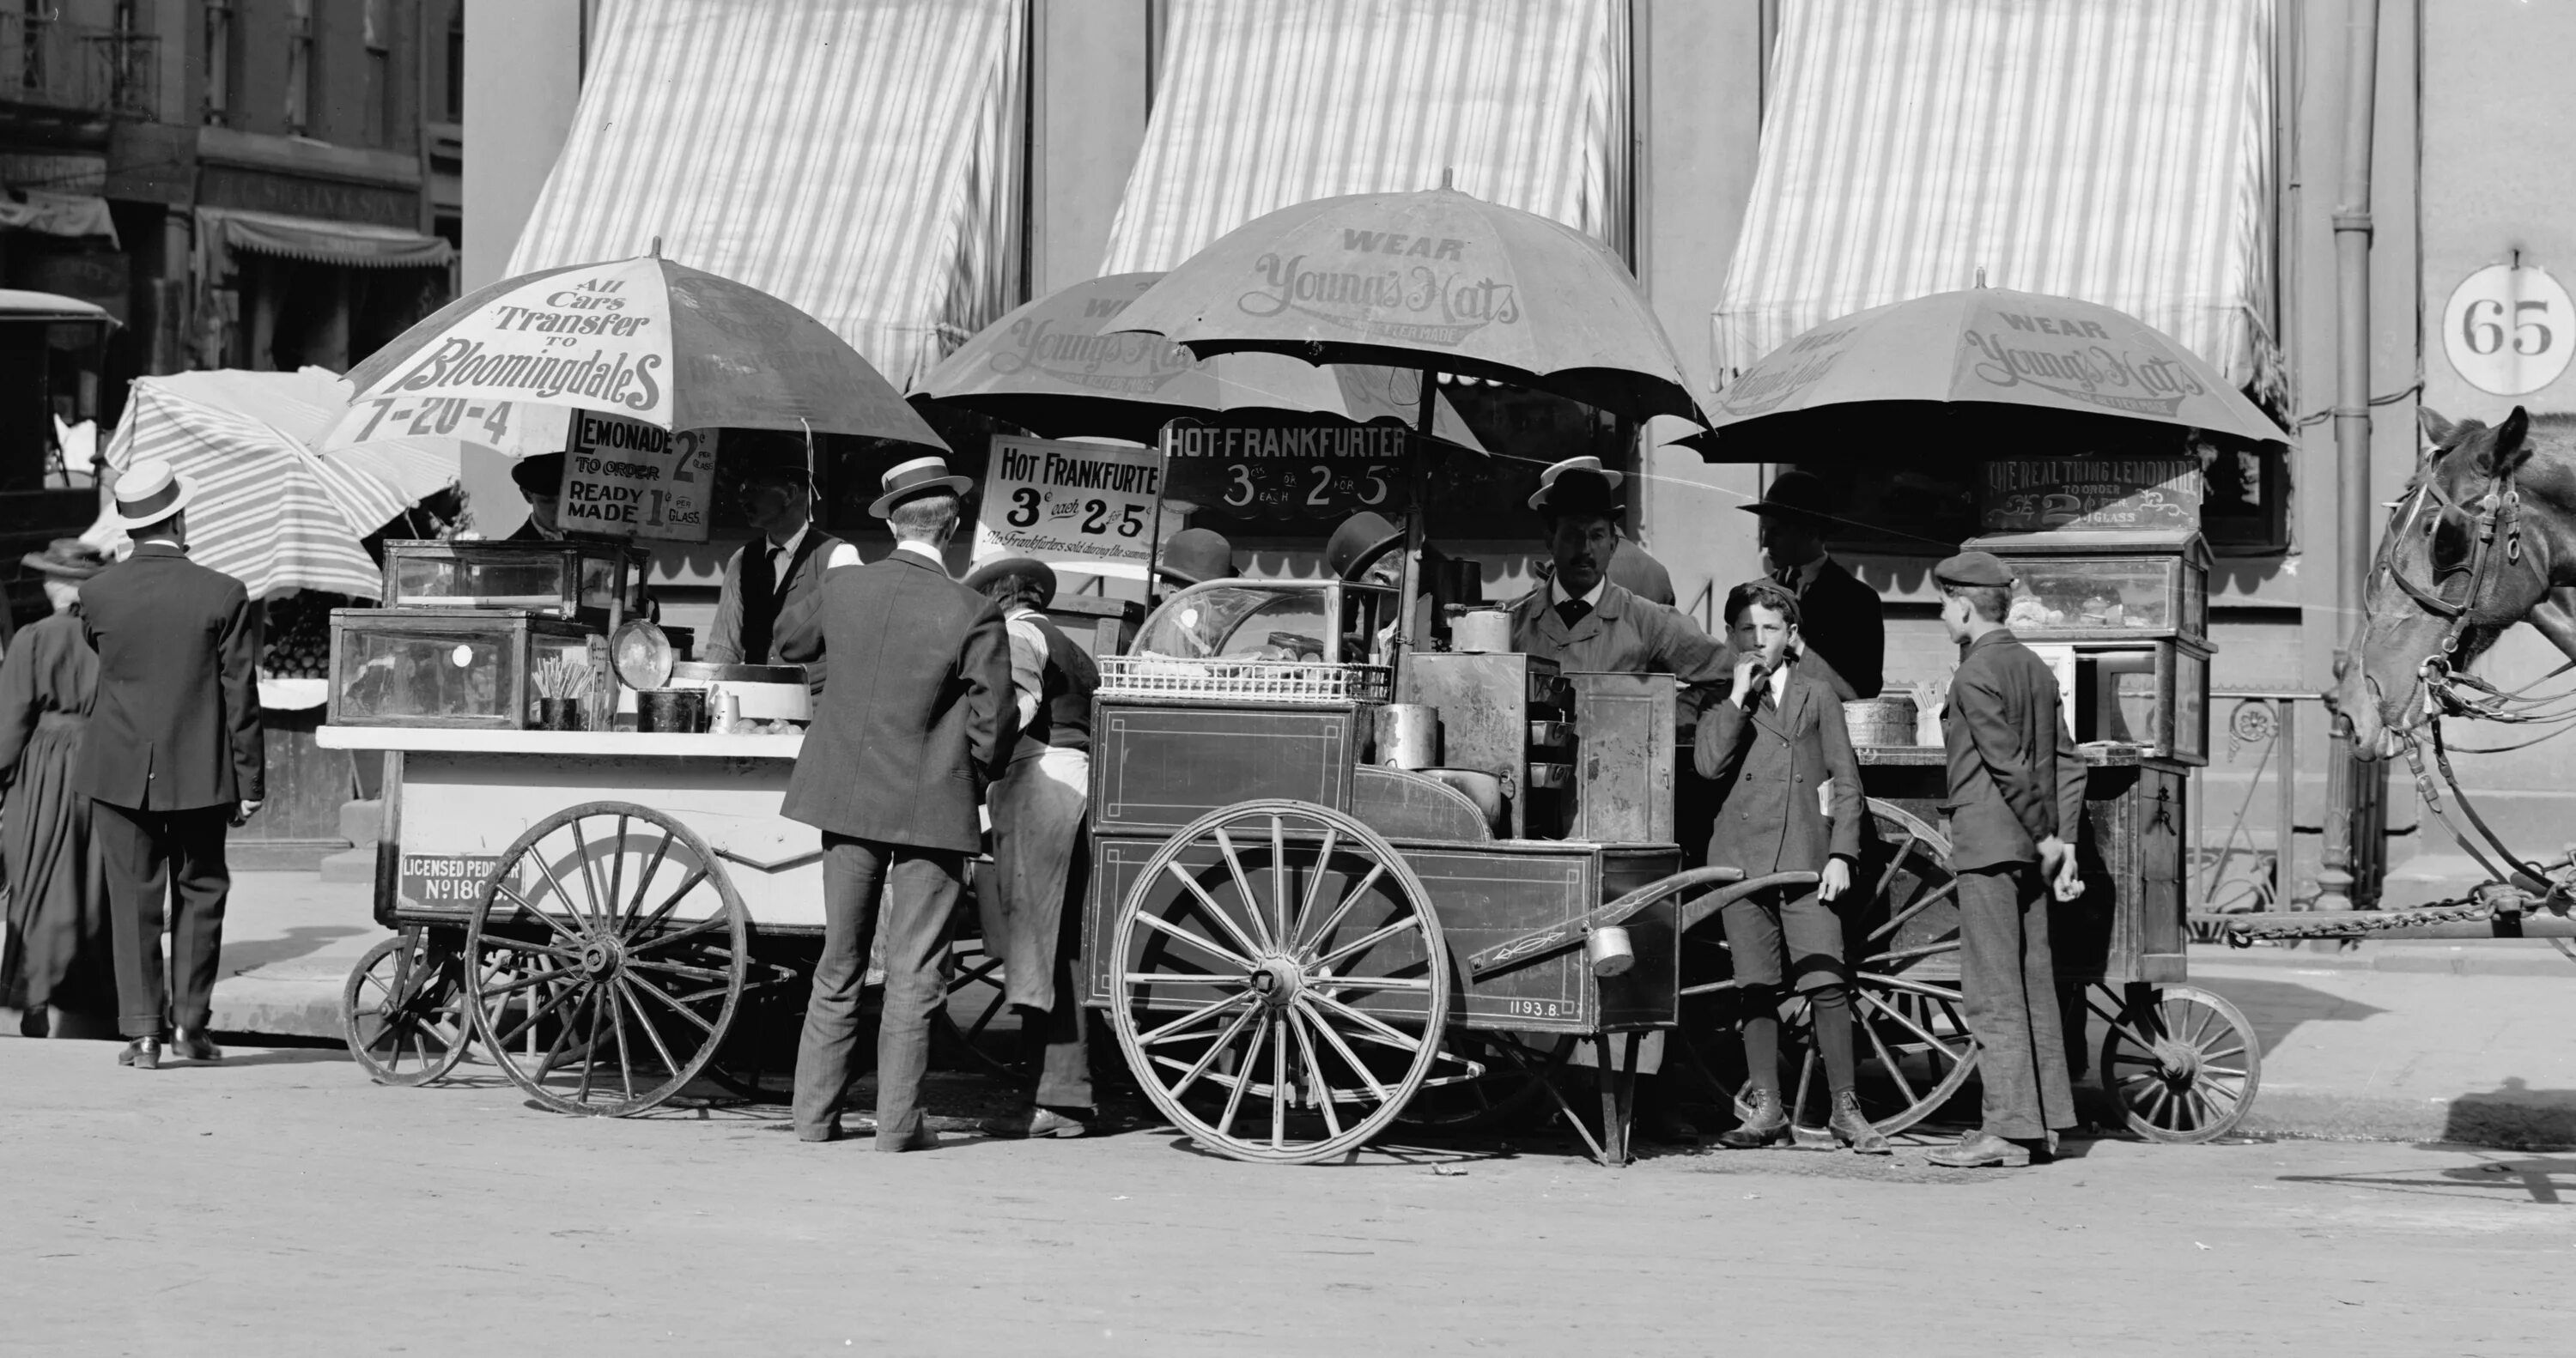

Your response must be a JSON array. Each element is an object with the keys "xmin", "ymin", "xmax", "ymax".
[
  {"xmin": 555, "ymin": 409, "xmax": 715, "ymax": 543},
  {"xmin": 1158, "ymin": 420, "xmax": 1412, "ymax": 522},
  {"xmin": 401, "ymin": 854, "xmax": 511, "ymax": 908},
  {"xmin": 972, "ymin": 436, "xmax": 1167, "ymax": 579},
  {"xmin": 1979, "ymin": 457, "xmax": 2201, "ymax": 534}
]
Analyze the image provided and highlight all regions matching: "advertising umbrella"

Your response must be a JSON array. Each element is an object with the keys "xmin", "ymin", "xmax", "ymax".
[
  {"xmin": 915, "ymin": 272, "xmax": 1484, "ymax": 451},
  {"xmin": 327, "ymin": 250, "xmax": 947, "ymax": 452},
  {"xmin": 1682, "ymin": 287, "xmax": 2287, "ymax": 458}
]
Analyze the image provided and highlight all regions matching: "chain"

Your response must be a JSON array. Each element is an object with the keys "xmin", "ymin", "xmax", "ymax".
[{"xmin": 2204, "ymin": 900, "xmax": 2500, "ymax": 943}]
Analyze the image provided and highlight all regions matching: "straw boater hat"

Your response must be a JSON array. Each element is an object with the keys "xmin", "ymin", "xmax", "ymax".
[
  {"xmin": 962, "ymin": 555, "xmax": 1058, "ymax": 602},
  {"xmin": 868, "ymin": 455, "xmax": 973, "ymax": 518},
  {"xmin": 21, "ymin": 538, "xmax": 109, "ymax": 580},
  {"xmin": 1155, "ymin": 527, "xmax": 1236, "ymax": 587},
  {"xmin": 111, "ymin": 459, "xmax": 196, "ymax": 530},
  {"xmin": 1527, "ymin": 455, "xmax": 1624, "ymax": 517}
]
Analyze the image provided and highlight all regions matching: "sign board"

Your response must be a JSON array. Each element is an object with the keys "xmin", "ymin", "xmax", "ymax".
[
  {"xmin": 972, "ymin": 436, "xmax": 1167, "ymax": 579},
  {"xmin": 1979, "ymin": 457, "xmax": 2201, "ymax": 535},
  {"xmin": 2442, "ymin": 263, "xmax": 2576, "ymax": 397},
  {"xmin": 401, "ymin": 854, "xmax": 511, "ymax": 909},
  {"xmin": 1157, "ymin": 420, "xmax": 1412, "ymax": 522},
  {"xmin": 554, "ymin": 410, "xmax": 714, "ymax": 543}
]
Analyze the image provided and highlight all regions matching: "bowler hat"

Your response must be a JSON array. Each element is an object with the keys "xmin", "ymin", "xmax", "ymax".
[
  {"xmin": 1156, "ymin": 527, "xmax": 1236, "ymax": 587},
  {"xmin": 21, "ymin": 537, "xmax": 108, "ymax": 580},
  {"xmin": 1932, "ymin": 550, "xmax": 2016, "ymax": 588},
  {"xmin": 110, "ymin": 459, "xmax": 195, "ymax": 530},
  {"xmin": 963, "ymin": 555, "xmax": 1057, "ymax": 602},
  {"xmin": 509, "ymin": 452, "xmax": 566, "ymax": 497},
  {"xmin": 1740, "ymin": 469, "xmax": 1837, "ymax": 524},
  {"xmin": 1324, "ymin": 511, "xmax": 1404, "ymax": 582},
  {"xmin": 1528, "ymin": 455, "xmax": 1624, "ymax": 518},
  {"xmin": 868, "ymin": 455, "xmax": 974, "ymax": 518},
  {"xmin": 727, "ymin": 431, "xmax": 811, "ymax": 487}
]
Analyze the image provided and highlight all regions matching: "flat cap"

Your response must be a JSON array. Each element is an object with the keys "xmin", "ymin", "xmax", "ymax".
[{"xmin": 1931, "ymin": 550, "xmax": 2015, "ymax": 588}]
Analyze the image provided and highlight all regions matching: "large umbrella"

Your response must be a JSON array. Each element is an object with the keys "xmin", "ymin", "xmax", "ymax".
[
  {"xmin": 1683, "ymin": 287, "xmax": 2287, "ymax": 457},
  {"xmin": 326, "ymin": 251, "xmax": 946, "ymax": 451},
  {"xmin": 1111, "ymin": 186, "xmax": 1704, "ymax": 425},
  {"xmin": 915, "ymin": 273, "xmax": 1485, "ymax": 451}
]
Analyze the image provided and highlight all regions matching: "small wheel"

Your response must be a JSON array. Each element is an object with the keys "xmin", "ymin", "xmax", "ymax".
[
  {"xmin": 1108, "ymin": 798, "xmax": 1454, "ymax": 1164},
  {"xmin": 342, "ymin": 929, "xmax": 470, "ymax": 1086},
  {"xmin": 463, "ymin": 802, "xmax": 750, "ymax": 1117},
  {"xmin": 2096, "ymin": 984, "xmax": 2261, "ymax": 1143}
]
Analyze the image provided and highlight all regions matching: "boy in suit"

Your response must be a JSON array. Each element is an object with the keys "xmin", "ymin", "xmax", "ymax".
[{"xmin": 1694, "ymin": 580, "xmax": 1885, "ymax": 1153}]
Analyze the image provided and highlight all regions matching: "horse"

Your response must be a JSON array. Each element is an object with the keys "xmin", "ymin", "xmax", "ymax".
[{"xmin": 2333, "ymin": 405, "xmax": 2576, "ymax": 768}]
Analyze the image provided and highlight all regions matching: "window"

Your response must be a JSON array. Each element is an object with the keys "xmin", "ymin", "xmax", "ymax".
[
  {"xmin": 445, "ymin": 9, "xmax": 462, "ymax": 122},
  {"xmin": 363, "ymin": 0, "xmax": 391, "ymax": 146},
  {"xmin": 285, "ymin": 0, "xmax": 314, "ymax": 136},
  {"xmin": 203, "ymin": 1, "xmax": 234, "ymax": 125}
]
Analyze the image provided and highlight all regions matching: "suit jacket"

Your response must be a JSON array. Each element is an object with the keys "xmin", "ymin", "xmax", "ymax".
[
  {"xmin": 705, "ymin": 528, "xmax": 847, "ymax": 694},
  {"xmin": 1940, "ymin": 627, "xmax": 2088, "ymax": 872},
  {"xmin": 1782, "ymin": 556, "xmax": 1884, "ymax": 700},
  {"xmin": 779, "ymin": 549, "xmax": 1015, "ymax": 852},
  {"xmin": 1607, "ymin": 537, "xmax": 1675, "ymax": 607},
  {"xmin": 75, "ymin": 543, "xmax": 264, "ymax": 811},
  {"xmin": 1694, "ymin": 657, "xmax": 1862, "ymax": 877},
  {"xmin": 1505, "ymin": 581, "xmax": 1730, "ymax": 690}
]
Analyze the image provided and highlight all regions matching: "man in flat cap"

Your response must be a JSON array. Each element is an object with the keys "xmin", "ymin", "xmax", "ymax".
[
  {"xmin": 1742, "ymin": 469, "xmax": 1883, "ymax": 700},
  {"xmin": 705, "ymin": 433, "xmax": 859, "ymax": 698},
  {"xmin": 782, "ymin": 456, "xmax": 1016, "ymax": 1151},
  {"xmin": 1924, "ymin": 550, "xmax": 2088, "ymax": 1168}
]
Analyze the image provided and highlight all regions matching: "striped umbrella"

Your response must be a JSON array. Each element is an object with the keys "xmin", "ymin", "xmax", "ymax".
[{"xmin": 100, "ymin": 373, "xmax": 414, "ymax": 600}]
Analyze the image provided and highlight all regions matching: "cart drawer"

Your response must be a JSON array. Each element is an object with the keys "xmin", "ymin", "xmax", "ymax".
[{"xmin": 1091, "ymin": 701, "xmax": 1362, "ymax": 834}]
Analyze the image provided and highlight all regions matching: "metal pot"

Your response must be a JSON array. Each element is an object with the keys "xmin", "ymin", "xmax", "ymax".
[
  {"xmin": 1417, "ymin": 767, "xmax": 1504, "ymax": 832},
  {"xmin": 1374, "ymin": 703, "xmax": 1440, "ymax": 769},
  {"xmin": 1452, "ymin": 609, "xmax": 1515, "ymax": 654},
  {"xmin": 634, "ymin": 688, "xmax": 708, "ymax": 734}
]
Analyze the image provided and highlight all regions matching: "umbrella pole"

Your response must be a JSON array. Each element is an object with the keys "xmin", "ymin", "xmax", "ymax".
[
  {"xmin": 1144, "ymin": 421, "xmax": 1173, "ymax": 609},
  {"xmin": 1394, "ymin": 367, "xmax": 1437, "ymax": 663}
]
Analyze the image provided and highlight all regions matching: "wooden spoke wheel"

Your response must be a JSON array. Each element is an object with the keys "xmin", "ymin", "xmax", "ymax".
[
  {"xmin": 936, "ymin": 895, "xmax": 1019, "ymax": 1080},
  {"xmin": 1108, "ymin": 799, "xmax": 1455, "ymax": 1164},
  {"xmin": 463, "ymin": 802, "xmax": 750, "ymax": 1117},
  {"xmin": 2094, "ymin": 984, "xmax": 2260, "ymax": 1143},
  {"xmin": 1678, "ymin": 800, "xmax": 1980, "ymax": 1139},
  {"xmin": 342, "ymin": 928, "xmax": 470, "ymax": 1086}
]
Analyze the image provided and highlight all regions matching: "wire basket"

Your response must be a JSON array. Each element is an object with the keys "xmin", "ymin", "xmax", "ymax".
[{"xmin": 1098, "ymin": 656, "xmax": 1394, "ymax": 705}]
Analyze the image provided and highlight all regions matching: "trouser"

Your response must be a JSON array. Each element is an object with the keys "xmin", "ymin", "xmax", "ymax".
[
  {"xmin": 1957, "ymin": 863, "xmax": 2075, "ymax": 1140},
  {"xmin": 988, "ymin": 748, "xmax": 1089, "ymax": 1013},
  {"xmin": 793, "ymin": 835, "xmax": 961, "ymax": 1147},
  {"xmin": 94, "ymin": 801, "xmax": 232, "ymax": 1040},
  {"xmin": 1030, "ymin": 838, "xmax": 1094, "ymax": 1112}
]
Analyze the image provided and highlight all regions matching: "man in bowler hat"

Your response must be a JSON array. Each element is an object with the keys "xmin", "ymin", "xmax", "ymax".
[
  {"xmin": 507, "ymin": 452, "xmax": 568, "ymax": 542},
  {"xmin": 1923, "ymin": 550, "xmax": 2087, "ymax": 1168},
  {"xmin": 1741, "ymin": 469, "xmax": 1884, "ymax": 700},
  {"xmin": 77, "ymin": 461, "xmax": 264, "ymax": 1069},
  {"xmin": 703, "ymin": 433, "xmax": 858, "ymax": 697},
  {"xmin": 781, "ymin": 456, "xmax": 1016, "ymax": 1149}
]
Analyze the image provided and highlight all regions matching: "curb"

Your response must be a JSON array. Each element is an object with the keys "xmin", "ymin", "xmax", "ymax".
[
  {"xmin": 210, "ymin": 973, "xmax": 344, "ymax": 1044},
  {"xmin": 2189, "ymin": 943, "xmax": 2576, "ymax": 979},
  {"xmin": 2237, "ymin": 1088, "xmax": 2576, "ymax": 1150}
]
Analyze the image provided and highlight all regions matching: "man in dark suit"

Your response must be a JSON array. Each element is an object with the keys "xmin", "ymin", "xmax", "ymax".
[
  {"xmin": 1695, "ymin": 580, "xmax": 1885, "ymax": 1155},
  {"xmin": 703, "ymin": 436, "xmax": 857, "ymax": 697},
  {"xmin": 77, "ymin": 461, "xmax": 264, "ymax": 1070},
  {"xmin": 781, "ymin": 455, "xmax": 1016, "ymax": 1150},
  {"xmin": 1923, "ymin": 551, "xmax": 2088, "ymax": 1169},
  {"xmin": 506, "ymin": 453, "xmax": 568, "ymax": 542},
  {"xmin": 1741, "ymin": 470, "xmax": 1884, "ymax": 700}
]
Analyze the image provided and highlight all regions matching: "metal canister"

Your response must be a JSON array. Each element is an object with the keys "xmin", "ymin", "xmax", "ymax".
[
  {"xmin": 1375, "ymin": 703, "xmax": 1440, "ymax": 769},
  {"xmin": 1452, "ymin": 609, "xmax": 1515, "ymax": 654},
  {"xmin": 1586, "ymin": 925, "xmax": 1636, "ymax": 978},
  {"xmin": 712, "ymin": 689, "xmax": 743, "ymax": 735}
]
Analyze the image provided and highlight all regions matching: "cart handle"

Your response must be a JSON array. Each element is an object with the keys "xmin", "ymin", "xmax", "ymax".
[{"xmin": 1464, "ymin": 868, "xmax": 1818, "ymax": 979}]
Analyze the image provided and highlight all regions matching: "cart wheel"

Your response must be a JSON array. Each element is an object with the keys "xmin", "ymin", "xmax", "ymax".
[
  {"xmin": 341, "ymin": 929, "xmax": 470, "ymax": 1086},
  {"xmin": 1109, "ymin": 798, "xmax": 1454, "ymax": 1164},
  {"xmin": 462, "ymin": 801, "xmax": 750, "ymax": 1117},
  {"xmin": 1394, "ymin": 1029, "xmax": 1577, "ymax": 1132},
  {"xmin": 2095, "ymin": 984, "xmax": 2261, "ymax": 1143},
  {"xmin": 1679, "ymin": 801, "xmax": 1979, "ymax": 1139}
]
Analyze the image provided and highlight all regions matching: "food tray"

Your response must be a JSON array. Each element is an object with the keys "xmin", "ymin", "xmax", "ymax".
[{"xmin": 1097, "ymin": 656, "xmax": 1394, "ymax": 705}]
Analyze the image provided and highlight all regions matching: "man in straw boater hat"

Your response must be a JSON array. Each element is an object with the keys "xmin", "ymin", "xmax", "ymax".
[
  {"xmin": 781, "ymin": 455, "xmax": 1017, "ymax": 1150},
  {"xmin": 703, "ymin": 432, "xmax": 857, "ymax": 697},
  {"xmin": 1739, "ymin": 469, "xmax": 1884, "ymax": 700},
  {"xmin": 1922, "ymin": 550, "xmax": 2087, "ymax": 1169},
  {"xmin": 74, "ymin": 461, "xmax": 265, "ymax": 1070}
]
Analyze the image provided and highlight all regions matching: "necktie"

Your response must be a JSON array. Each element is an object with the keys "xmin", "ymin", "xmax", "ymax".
[
  {"xmin": 1773, "ymin": 565, "xmax": 1801, "ymax": 593},
  {"xmin": 1555, "ymin": 597, "xmax": 1592, "ymax": 628}
]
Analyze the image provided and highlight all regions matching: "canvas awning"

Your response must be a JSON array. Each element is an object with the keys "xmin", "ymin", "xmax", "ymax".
[
  {"xmin": 1712, "ymin": 0, "xmax": 2281, "ymax": 402},
  {"xmin": 503, "ymin": 0, "xmax": 1027, "ymax": 391},
  {"xmin": 0, "ymin": 191, "xmax": 118, "ymax": 245},
  {"xmin": 198, "ymin": 207, "xmax": 455, "ymax": 270},
  {"xmin": 1099, "ymin": 0, "xmax": 1631, "ymax": 274}
]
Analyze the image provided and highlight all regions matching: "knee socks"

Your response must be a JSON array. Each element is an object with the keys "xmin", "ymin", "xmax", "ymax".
[{"xmin": 1811, "ymin": 984, "xmax": 1857, "ymax": 1098}]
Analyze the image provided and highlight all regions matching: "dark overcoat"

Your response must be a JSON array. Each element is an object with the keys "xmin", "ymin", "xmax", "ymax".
[
  {"xmin": 1694, "ymin": 658, "xmax": 1863, "ymax": 876},
  {"xmin": 1940, "ymin": 627, "xmax": 2088, "ymax": 872},
  {"xmin": 74, "ymin": 543, "xmax": 264, "ymax": 812}
]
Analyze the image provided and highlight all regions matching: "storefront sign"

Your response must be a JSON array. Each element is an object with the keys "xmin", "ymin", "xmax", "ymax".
[
  {"xmin": 554, "ymin": 410, "xmax": 714, "ymax": 543},
  {"xmin": 2442, "ymin": 263, "xmax": 2576, "ymax": 397},
  {"xmin": 972, "ymin": 436, "xmax": 1167, "ymax": 578},
  {"xmin": 1980, "ymin": 457, "xmax": 2200, "ymax": 534},
  {"xmin": 1157, "ymin": 420, "xmax": 1411, "ymax": 521}
]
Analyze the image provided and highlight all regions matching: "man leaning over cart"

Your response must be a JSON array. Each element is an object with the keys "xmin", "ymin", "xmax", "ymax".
[
  {"xmin": 704, "ymin": 434, "xmax": 858, "ymax": 698},
  {"xmin": 781, "ymin": 457, "xmax": 1017, "ymax": 1151}
]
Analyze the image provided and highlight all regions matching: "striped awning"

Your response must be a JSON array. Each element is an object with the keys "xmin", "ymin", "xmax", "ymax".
[
  {"xmin": 505, "ymin": 0, "xmax": 1026, "ymax": 391},
  {"xmin": 1714, "ymin": 0, "xmax": 2279, "ymax": 401},
  {"xmin": 1101, "ymin": 0, "xmax": 1631, "ymax": 274}
]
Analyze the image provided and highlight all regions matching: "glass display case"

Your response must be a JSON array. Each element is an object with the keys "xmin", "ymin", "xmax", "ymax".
[
  {"xmin": 379, "ymin": 540, "xmax": 649, "ymax": 626},
  {"xmin": 1963, "ymin": 530, "xmax": 2210, "ymax": 643},
  {"xmin": 2079, "ymin": 640, "xmax": 2210, "ymax": 766},
  {"xmin": 1133, "ymin": 579, "xmax": 1396, "ymax": 665},
  {"xmin": 329, "ymin": 609, "xmax": 601, "ymax": 729}
]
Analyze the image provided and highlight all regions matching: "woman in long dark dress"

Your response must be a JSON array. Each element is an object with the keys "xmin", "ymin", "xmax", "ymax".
[{"xmin": 0, "ymin": 540, "xmax": 112, "ymax": 1038}]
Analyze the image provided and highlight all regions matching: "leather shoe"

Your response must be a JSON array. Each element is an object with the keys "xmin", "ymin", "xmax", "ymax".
[
  {"xmin": 1927, "ymin": 1130, "xmax": 2032, "ymax": 1168},
  {"xmin": 795, "ymin": 1124, "xmax": 843, "ymax": 1143},
  {"xmin": 986, "ymin": 1106, "xmax": 1092, "ymax": 1139},
  {"xmin": 875, "ymin": 1125, "xmax": 939, "ymax": 1153},
  {"xmin": 168, "ymin": 1030, "xmax": 223, "ymax": 1064},
  {"xmin": 1826, "ymin": 1091, "xmax": 1892, "ymax": 1155},
  {"xmin": 1717, "ymin": 1087, "xmax": 1790, "ymax": 1149},
  {"xmin": 118, "ymin": 1037, "xmax": 161, "ymax": 1070}
]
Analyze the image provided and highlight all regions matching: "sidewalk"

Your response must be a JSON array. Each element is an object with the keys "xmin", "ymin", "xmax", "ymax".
[{"xmin": 165, "ymin": 872, "xmax": 2576, "ymax": 1149}]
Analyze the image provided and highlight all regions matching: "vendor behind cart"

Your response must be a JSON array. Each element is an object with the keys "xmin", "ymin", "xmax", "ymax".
[
  {"xmin": 705, "ymin": 434, "xmax": 857, "ymax": 694},
  {"xmin": 507, "ymin": 453, "xmax": 568, "ymax": 543}
]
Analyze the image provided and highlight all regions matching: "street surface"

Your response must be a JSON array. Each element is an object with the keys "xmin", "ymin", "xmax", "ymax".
[{"xmin": 2, "ymin": 1036, "xmax": 2566, "ymax": 1356}]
